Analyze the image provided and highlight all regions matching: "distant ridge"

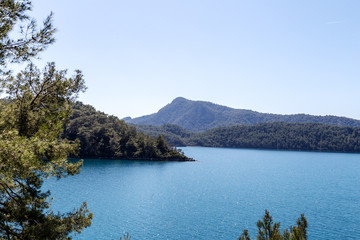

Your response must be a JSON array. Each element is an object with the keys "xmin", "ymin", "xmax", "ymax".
[{"xmin": 125, "ymin": 97, "xmax": 360, "ymax": 132}]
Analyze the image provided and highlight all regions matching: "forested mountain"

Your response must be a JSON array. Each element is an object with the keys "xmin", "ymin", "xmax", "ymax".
[
  {"xmin": 63, "ymin": 102, "xmax": 192, "ymax": 161},
  {"xmin": 63, "ymin": 100, "xmax": 360, "ymax": 156},
  {"xmin": 125, "ymin": 97, "xmax": 360, "ymax": 132},
  {"xmin": 134, "ymin": 122, "xmax": 360, "ymax": 153}
]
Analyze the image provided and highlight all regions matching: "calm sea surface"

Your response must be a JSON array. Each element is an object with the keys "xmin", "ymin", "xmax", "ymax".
[{"xmin": 44, "ymin": 147, "xmax": 360, "ymax": 239}]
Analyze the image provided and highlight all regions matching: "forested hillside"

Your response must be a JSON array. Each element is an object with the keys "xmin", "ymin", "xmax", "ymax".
[
  {"xmin": 63, "ymin": 102, "xmax": 192, "ymax": 161},
  {"xmin": 134, "ymin": 124, "xmax": 192, "ymax": 146},
  {"xmin": 126, "ymin": 97, "xmax": 360, "ymax": 132},
  {"xmin": 134, "ymin": 122, "xmax": 360, "ymax": 153},
  {"xmin": 63, "ymin": 101, "xmax": 360, "ymax": 156}
]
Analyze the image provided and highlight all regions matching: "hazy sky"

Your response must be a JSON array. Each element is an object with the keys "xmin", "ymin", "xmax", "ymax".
[{"xmin": 29, "ymin": 0, "xmax": 360, "ymax": 119}]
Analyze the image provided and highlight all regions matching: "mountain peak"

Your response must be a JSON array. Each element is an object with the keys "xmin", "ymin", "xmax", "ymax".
[
  {"xmin": 125, "ymin": 98, "xmax": 360, "ymax": 132},
  {"xmin": 171, "ymin": 97, "xmax": 189, "ymax": 104}
]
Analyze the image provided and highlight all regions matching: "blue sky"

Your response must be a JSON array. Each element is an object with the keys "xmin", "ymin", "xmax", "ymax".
[{"xmin": 30, "ymin": 0, "xmax": 360, "ymax": 119}]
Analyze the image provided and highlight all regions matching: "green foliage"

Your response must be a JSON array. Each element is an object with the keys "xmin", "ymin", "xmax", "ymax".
[
  {"xmin": 134, "ymin": 123, "xmax": 191, "ymax": 146},
  {"xmin": 0, "ymin": 1, "xmax": 92, "ymax": 239},
  {"xmin": 135, "ymin": 122, "xmax": 360, "ymax": 153},
  {"xmin": 126, "ymin": 97, "xmax": 360, "ymax": 132},
  {"xmin": 239, "ymin": 210, "xmax": 308, "ymax": 240},
  {"xmin": 238, "ymin": 229, "xmax": 251, "ymax": 240},
  {"xmin": 119, "ymin": 233, "xmax": 131, "ymax": 240},
  {"xmin": 0, "ymin": 0, "xmax": 55, "ymax": 68},
  {"xmin": 255, "ymin": 210, "xmax": 282, "ymax": 240},
  {"xmin": 63, "ymin": 102, "xmax": 193, "ymax": 161}
]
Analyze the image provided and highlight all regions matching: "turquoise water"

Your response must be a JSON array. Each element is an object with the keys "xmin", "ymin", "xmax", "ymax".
[{"xmin": 44, "ymin": 147, "xmax": 360, "ymax": 239}]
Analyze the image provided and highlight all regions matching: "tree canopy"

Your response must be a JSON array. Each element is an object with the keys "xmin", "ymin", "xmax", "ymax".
[
  {"xmin": 239, "ymin": 210, "xmax": 308, "ymax": 240},
  {"xmin": 63, "ymin": 102, "xmax": 192, "ymax": 161},
  {"xmin": 135, "ymin": 122, "xmax": 360, "ymax": 153},
  {"xmin": 0, "ymin": 1, "xmax": 92, "ymax": 239}
]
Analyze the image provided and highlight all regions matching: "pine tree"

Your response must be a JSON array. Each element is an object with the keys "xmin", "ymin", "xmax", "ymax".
[
  {"xmin": 0, "ymin": 1, "xmax": 92, "ymax": 239},
  {"xmin": 239, "ymin": 210, "xmax": 308, "ymax": 240}
]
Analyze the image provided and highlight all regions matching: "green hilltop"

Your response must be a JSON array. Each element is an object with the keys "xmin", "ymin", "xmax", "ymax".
[
  {"xmin": 125, "ymin": 97, "xmax": 360, "ymax": 132},
  {"xmin": 127, "ymin": 98, "xmax": 360, "ymax": 153}
]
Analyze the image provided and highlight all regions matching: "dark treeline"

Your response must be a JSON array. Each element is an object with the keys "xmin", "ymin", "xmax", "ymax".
[
  {"xmin": 135, "ymin": 122, "xmax": 360, "ymax": 153},
  {"xmin": 63, "ymin": 102, "xmax": 192, "ymax": 161},
  {"xmin": 132, "ymin": 123, "xmax": 192, "ymax": 146}
]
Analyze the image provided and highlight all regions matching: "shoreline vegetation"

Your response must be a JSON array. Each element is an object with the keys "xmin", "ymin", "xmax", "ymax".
[
  {"xmin": 71, "ymin": 156, "xmax": 195, "ymax": 162},
  {"xmin": 134, "ymin": 122, "xmax": 360, "ymax": 154},
  {"xmin": 64, "ymin": 101, "xmax": 360, "ymax": 158},
  {"xmin": 121, "ymin": 97, "xmax": 360, "ymax": 154},
  {"xmin": 63, "ymin": 102, "xmax": 194, "ymax": 161}
]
